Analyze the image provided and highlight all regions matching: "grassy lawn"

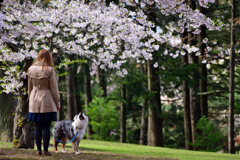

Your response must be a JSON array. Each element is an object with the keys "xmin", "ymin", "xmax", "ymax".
[
  {"xmin": 0, "ymin": 139, "xmax": 240, "ymax": 160},
  {"xmin": 80, "ymin": 140, "xmax": 240, "ymax": 160}
]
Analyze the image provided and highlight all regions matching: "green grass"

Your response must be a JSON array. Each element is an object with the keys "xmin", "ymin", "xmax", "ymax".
[
  {"xmin": 78, "ymin": 140, "xmax": 240, "ymax": 160},
  {"xmin": 1, "ymin": 139, "xmax": 240, "ymax": 160}
]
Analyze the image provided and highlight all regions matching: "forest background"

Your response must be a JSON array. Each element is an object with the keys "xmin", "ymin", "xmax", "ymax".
[{"xmin": 0, "ymin": 0, "xmax": 239, "ymax": 155}]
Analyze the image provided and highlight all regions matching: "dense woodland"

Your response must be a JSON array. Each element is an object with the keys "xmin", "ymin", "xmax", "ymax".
[{"xmin": 0, "ymin": 0, "xmax": 240, "ymax": 154}]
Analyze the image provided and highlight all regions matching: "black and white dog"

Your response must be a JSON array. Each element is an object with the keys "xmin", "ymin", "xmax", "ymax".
[{"xmin": 52, "ymin": 113, "xmax": 89, "ymax": 154}]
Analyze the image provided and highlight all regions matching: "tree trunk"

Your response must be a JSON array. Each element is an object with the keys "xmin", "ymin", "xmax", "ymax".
[
  {"xmin": 188, "ymin": 36, "xmax": 201, "ymax": 150},
  {"xmin": 146, "ymin": 3, "xmax": 163, "ymax": 147},
  {"xmin": 197, "ymin": 0, "xmax": 208, "ymax": 118},
  {"xmin": 97, "ymin": 66, "xmax": 107, "ymax": 98},
  {"xmin": 188, "ymin": 0, "xmax": 201, "ymax": 150},
  {"xmin": 139, "ymin": 97, "xmax": 148, "ymax": 145},
  {"xmin": 57, "ymin": 94, "xmax": 64, "ymax": 121},
  {"xmin": 57, "ymin": 75, "xmax": 65, "ymax": 121},
  {"xmin": 120, "ymin": 82, "xmax": 126, "ymax": 143},
  {"xmin": 0, "ymin": 67, "xmax": 17, "ymax": 142},
  {"xmin": 181, "ymin": 31, "xmax": 192, "ymax": 150},
  {"xmin": 0, "ymin": 93, "xmax": 16, "ymax": 142},
  {"xmin": 66, "ymin": 65, "xmax": 75, "ymax": 121},
  {"xmin": 228, "ymin": 0, "xmax": 236, "ymax": 154},
  {"xmin": 13, "ymin": 59, "xmax": 35, "ymax": 149},
  {"xmin": 147, "ymin": 60, "xmax": 163, "ymax": 146},
  {"xmin": 139, "ymin": 63, "xmax": 148, "ymax": 145},
  {"xmin": 73, "ymin": 66, "xmax": 82, "ymax": 113},
  {"xmin": 84, "ymin": 63, "xmax": 94, "ymax": 139}
]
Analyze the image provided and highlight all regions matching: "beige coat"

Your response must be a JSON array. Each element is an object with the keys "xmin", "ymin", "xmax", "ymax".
[{"xmin": 28, "ymin": 61, "xmax": 60, "ymax": 113}]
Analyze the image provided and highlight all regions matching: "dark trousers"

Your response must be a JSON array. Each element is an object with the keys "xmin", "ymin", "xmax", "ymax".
[{"xmin": 34, "ymin": 121, "xmax": 52, "ymax": 152}]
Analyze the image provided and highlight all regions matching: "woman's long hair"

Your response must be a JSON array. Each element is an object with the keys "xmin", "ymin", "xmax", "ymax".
[{"xmin": 34, "ymin": 49, "xmax": 54, "ymax": 70}]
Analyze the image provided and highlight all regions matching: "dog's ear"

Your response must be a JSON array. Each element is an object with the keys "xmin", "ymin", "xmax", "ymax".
[{"xmin": 73, "ymin": 115, "xmax": 78, "ymax": 121}]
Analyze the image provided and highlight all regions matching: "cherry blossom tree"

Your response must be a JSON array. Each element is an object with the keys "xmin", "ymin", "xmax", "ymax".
[
  {"xmin": 0, "ymin": 0, "xmax": 164, "ymax": 148},
  {"xmin": 0, "ymin": 0, "xmax": 222, "ymax": 148}
]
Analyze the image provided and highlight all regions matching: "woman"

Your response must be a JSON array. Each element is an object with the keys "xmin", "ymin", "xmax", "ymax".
[{"xmin": 28, "ymin": 49, "xmax": 60, "ymax": 156}]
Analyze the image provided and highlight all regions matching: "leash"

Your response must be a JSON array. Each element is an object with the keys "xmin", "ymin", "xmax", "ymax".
[{"xmin": 51, "ymin": 131, "xmax": 78, "ymax": 144}]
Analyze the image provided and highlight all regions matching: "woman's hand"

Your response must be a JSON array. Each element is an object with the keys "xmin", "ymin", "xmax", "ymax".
[{"xmin": 57, "ymin": 106, "xmax": 61, "ymax": 111}]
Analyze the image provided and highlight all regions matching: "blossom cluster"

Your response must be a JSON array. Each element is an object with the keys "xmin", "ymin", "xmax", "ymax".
[
  {"xmin": 0, "ymin": 0, "xmax": 221, "ymax": 93},
  {"xmin": 119, "ymin": 0, "xmax": 222, "ymax": 63}
]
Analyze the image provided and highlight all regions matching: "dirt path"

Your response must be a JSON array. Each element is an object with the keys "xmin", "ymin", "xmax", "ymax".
[{"xmin": 0, "ymin": 147, "xmax": 176, "ymax": 160}]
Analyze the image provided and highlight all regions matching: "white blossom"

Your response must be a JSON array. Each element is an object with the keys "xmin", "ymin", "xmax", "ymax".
[{"xmin": 153, "ymin": 62, "xmax": 158, "ymax": 68}]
